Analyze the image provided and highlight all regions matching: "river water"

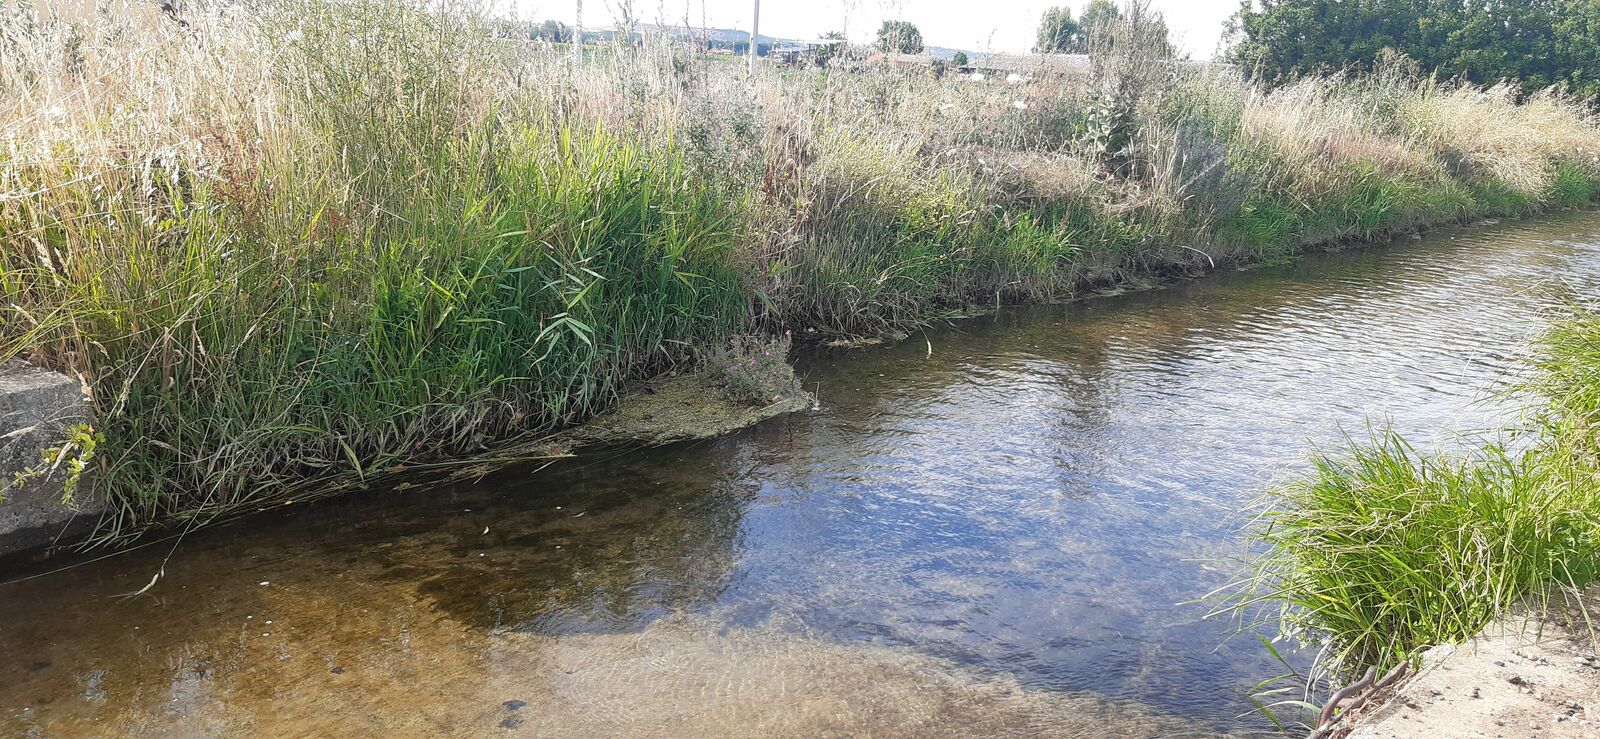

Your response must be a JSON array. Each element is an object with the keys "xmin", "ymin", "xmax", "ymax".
[{"xmin": 4, "ymin": 214, "xmax": 1600, "ymax": 737}]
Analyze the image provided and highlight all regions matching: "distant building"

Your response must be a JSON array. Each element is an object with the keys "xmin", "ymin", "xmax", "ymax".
[
  {"xmin": 965, "ymin": 53, "xmax": 1092, "ymax": 78},
  {"xmin": 769, "ymin": 45, "xmax": 813, "ymax": 65},
  {"xmin": 768, "ymin": 40, "xmax": 840, "ymax": 65},
  {"xmin": 959, "ymin": 52, "xmax": 1237, "ymax": 80},
  {"xmin": 864, "ymin": 52, "xmax": 933, "ymax": 71}
]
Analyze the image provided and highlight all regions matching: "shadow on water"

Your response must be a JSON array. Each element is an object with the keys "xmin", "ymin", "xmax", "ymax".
[{"xmin": 6, "ymin": 213, "xmax": 1600, "ymax": 736}]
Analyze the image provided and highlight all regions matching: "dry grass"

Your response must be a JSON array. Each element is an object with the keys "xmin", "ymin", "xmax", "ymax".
[{"xmin": 1409, "ymin": 85, "xmax": 1600, "ymax": 193}]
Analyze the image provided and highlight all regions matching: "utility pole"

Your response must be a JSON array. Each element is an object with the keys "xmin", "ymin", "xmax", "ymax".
[
  {"xmin": 573, "ymin": 0, "xmax": 583, "ymax": 63},
  {"xmin": 747, "ymin": 0, "xmax": 760, "ymax": 75}
]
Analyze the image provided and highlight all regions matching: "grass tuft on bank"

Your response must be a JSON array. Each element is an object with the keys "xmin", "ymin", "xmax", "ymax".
[
  {"xmin": 1239, "ymin": 307, "xmax": 1600, "ymax": 690},
  {"xmin": 5, "ymin": 0, "xmax": 1600, "ymax": 539},
  {"xmin": 1248, "ymin": 431, "xmax": 1600, "ymax": 674}
]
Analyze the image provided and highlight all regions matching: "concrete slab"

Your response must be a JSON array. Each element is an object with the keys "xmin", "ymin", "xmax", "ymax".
[{"xmin": 0, "ymin": 363, "xmax": 97, "ymax": 556}]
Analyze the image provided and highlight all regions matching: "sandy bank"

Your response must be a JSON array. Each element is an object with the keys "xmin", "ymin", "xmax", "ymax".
[{"xmin": 1332, "ymin": 587, "xmax": 1600, "ymax": 738}]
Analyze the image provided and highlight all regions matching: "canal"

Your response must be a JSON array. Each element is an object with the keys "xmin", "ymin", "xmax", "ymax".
[{"xmin": 5, "ymin": 213, "xmax": 1600, "ymax": 736}]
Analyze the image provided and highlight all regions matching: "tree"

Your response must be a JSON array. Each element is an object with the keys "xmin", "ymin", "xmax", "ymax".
[
  {"xmin": 1228, "ymin": 0, "xmax": 1600, "ymax": 101},
  {"xmin": 814, "ymin": 30, "xmax": 848, "ymax": 67},
  {"xmin": 1037, "ymin": 0, "xmax": 1131, "ymax": 54},
  {"xmin": 1080, "ymin": 0, "xmax": 1120, "ymax": 32},
  {"xmin": 534, "ymin": 20, "xmax": 571, "ymax": 43},
  {"xmin": 952, "ymin": 51, "xmax": 969, "ymax": 67},
  {"xmin": 876, "ymin": 20, "xmax": 924, "ymax": 54},
  {"xmin": 1035, "ymin": 7, "xmax": 1082, "ymax": 53},
  {"xmin": 1078, "ymin": 0, "xmax": 1121, "ymax": 50}
]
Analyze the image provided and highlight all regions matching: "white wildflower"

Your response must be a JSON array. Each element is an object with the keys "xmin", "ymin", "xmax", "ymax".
[{"xmin": 1012, "ymin": 100, "xmax": 1027, "ymax": 110}]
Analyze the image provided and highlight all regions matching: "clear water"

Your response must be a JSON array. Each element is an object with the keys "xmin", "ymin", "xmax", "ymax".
[{"xmin": 5, "ymin": 214, "xmax": 1600, "ymax": 737}]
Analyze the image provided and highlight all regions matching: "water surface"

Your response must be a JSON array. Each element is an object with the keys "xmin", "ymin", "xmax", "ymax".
[{"xmin": 5, "ymin": 214, "xmax": 1600, "ymax": 737}]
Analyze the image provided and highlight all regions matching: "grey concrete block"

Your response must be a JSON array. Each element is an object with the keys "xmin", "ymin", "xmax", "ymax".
[{"xmin": 0, "ymin": 363, "xmax": 97, "ymax": 556}]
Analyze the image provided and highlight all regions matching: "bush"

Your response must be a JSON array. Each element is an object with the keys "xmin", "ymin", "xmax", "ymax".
[{"xmin": 704, "ymin": 333, "xmax": 801, "ymax": 406}]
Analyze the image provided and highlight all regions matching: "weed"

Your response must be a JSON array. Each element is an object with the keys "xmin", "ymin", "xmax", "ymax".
[{"xmin": 704, "ymin": 333, "xmax": 802, "ymax": 406}]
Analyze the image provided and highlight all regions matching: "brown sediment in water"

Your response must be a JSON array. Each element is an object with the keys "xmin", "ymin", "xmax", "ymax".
[
  {"xmin": 6, "ymin": 617, "xmax": 1201, "ymax": 737},
  {"xmin": 0, "ymin": 420, "xmax": 1195, "ymax": 737},
  {"xmin": 0, "ymin": 531, "xmax": 1197, "ymax": 738}
]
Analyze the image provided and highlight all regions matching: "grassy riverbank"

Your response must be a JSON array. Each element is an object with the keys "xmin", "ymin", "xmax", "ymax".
[
  {"xmin": 1238, "ymin": 307, "xmax": 1600, "ymax": 714},
  {"xmin": 5, "ymin": 0, "xmax": 1600, "ymax": 537}
]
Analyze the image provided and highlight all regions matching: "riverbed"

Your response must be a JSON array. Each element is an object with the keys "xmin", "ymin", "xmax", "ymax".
[{"xmin": 5, "ymin": 214, "xmax": 1600, "ymax": 737}]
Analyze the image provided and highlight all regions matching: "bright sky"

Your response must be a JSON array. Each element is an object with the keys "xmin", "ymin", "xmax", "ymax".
[{"xmin": 510, "ymin": 0, "xmax": 1242, "ymax": 59}]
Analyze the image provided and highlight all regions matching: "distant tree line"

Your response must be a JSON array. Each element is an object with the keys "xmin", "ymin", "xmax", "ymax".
[
  {"xmin": 491, "ymin": 19, "xmax": 572, "ymax": 42},
  {"xmin": 1228, "ymin": 0, "xmax": 1600, "ymax": 101}
]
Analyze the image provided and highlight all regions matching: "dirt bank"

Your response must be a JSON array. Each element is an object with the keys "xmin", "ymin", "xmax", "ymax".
[
  {"xmin": 0, "ymin": 367, "xmax": 813, "ymax": 561},
  {"xmin": 1331, "ymin": 587, "xmax": 1600, "ymax": 738}
]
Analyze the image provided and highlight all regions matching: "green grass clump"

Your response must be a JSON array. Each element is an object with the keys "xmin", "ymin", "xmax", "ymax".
[
  {"xmin": 1225, "ymin": 199, "xmax": 1299, "ymax": 258},
  {"xmin": 1, "ymin": 0, "xmax": 749, "ymax": 529},
  {"xmin": 1531, "ymin": 309, "xmax": 1600, "ymax": 451},
  {"xmin": 1251, "ymin": 432, "xmax": 1600, "ymax": 673},
  {"xmin": 4, "ymin": 120, "xmax": 747, "ymax": 529},
  {"xmin": 1241, "ymin": 308, "xmax": 1600, "ymax": 681},
  {"xmin": 1552, "ymin": 163, "xmax": 1600, "ymax": 209}
]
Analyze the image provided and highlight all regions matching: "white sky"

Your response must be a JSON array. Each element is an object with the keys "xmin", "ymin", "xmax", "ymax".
[{"xmin": 509, "ymin": 0, "xmax": 1241, "ymax": 59}]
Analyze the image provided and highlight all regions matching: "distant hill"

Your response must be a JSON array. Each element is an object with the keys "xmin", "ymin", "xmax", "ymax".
[
  {"xmin": 928, "ymin": 47, "xmax": 973, "ymax": 62},
  {"xmin": 633, "ymin": 23, "xmax": 784, "ymax": 47}
]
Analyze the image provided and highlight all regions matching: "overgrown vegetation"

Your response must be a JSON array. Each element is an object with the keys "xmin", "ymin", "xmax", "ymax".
[
  {"xmin": 4, "ymin": 0, "xmax": 1600, "ymax": 540},
  {"xmin": 1233, "ymin": 306, "xmax": 1600, "ymax": 722}
]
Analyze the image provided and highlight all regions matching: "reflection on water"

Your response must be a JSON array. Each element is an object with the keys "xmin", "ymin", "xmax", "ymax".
[{"xmin": 5, "ymin": 214, "xmax": 1600, "ymax": 737}]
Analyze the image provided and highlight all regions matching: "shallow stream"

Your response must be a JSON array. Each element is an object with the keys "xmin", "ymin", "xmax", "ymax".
[{"xmin": 6, "ymin": 214, "xmax": 1600, "ymax": 736}]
